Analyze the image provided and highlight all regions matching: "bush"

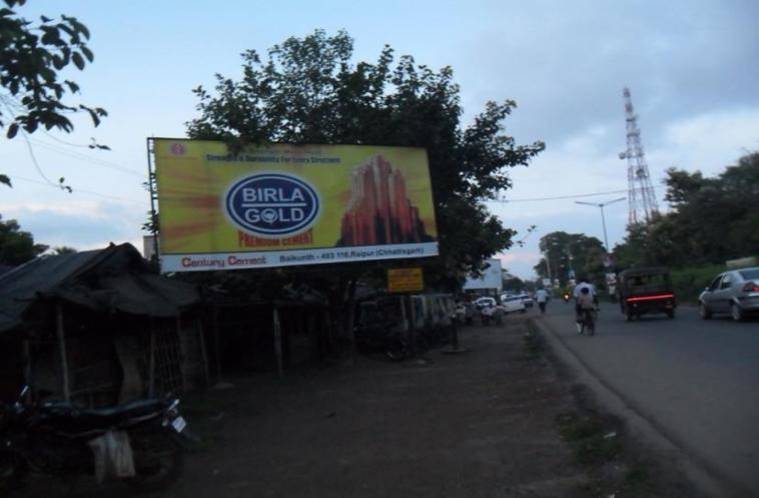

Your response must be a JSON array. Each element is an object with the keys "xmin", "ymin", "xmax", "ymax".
[{"xmin": 671, "ymin": 264, "xmax": 726, "ymax": 303}]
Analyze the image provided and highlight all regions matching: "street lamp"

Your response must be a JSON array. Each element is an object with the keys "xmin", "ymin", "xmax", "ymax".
[{"xmin": 575, "ymin": 197, "xmax": 626, "ymax": 253}]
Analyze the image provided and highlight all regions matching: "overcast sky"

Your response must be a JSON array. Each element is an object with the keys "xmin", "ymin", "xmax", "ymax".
[{"xmin": 2, "ymin": 0, "xmax": 758, "ymax": 278}]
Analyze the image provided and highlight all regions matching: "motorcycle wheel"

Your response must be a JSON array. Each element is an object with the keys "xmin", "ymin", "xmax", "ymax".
[{"xmin": 126, "ymin": 431, "xmax": 184, "ymax": 493}]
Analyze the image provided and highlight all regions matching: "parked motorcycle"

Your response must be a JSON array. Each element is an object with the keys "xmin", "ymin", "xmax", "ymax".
[{"xmin": 0, "ymin": 386, "xmax": 193, "ymax": 494}]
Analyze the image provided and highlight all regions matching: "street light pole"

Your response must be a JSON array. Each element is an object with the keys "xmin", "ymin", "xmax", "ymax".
[{"xmin": 575, "ymin": 197, "xmax": 626, "ymax": 253}]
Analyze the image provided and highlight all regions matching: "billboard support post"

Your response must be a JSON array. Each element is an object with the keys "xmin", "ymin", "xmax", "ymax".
[{"xmin": 145, "ymin": 138, "xmax": 159, "ymax": 264}]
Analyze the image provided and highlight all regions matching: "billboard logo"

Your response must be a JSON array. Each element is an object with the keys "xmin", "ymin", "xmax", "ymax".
[
  {"xmin": 224, "ymin": 174, "xmax": 320, "ymax": 236},
  {"xmin": 170, "ymin": 142, "xmax": 186, "ymax": 156}
]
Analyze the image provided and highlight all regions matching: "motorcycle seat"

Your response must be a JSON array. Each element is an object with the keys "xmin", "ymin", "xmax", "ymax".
[{"xmin": 39, "ymin": 399, "xmax": 166, "ymax": 434}]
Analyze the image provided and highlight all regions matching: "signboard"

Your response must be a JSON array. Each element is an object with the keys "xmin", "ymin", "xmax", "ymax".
[
  {"xmin": 387, "ymin": 268, "xmax": 424, "ymax": 293},
  {"xmin": 153, "ymin": 139, "xmax": 438, "ymax": 272},
  {"xmin": 463, "ymin": 259, "xmax": 503, "ymax": 291}
]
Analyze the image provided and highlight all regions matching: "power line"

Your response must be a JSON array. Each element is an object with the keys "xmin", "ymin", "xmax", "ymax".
[
  {"xmin": 490, "ymin": 186, "xmax": 662, "ymax": 204},
  {"xmin": 27, "ymin": 138, "xmax": 145, "ymax": 178},
  {"xmin": 9, "ymin": 174, "xmax": 147, "ymax": 206}
]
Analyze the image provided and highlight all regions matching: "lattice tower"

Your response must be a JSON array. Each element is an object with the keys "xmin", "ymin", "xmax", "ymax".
[{"xmin": 619, "ymin": 87, "xmax": 659, "ymax": 224}]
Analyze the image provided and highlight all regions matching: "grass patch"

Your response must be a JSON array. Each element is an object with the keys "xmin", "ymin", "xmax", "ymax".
[
  {"xmin": 556, "ymin": 411, "xmax": 622, "ymax": 465},
  {"xmin": 622, "ymin": 462, "xmax": 654, "ymax": 495}
]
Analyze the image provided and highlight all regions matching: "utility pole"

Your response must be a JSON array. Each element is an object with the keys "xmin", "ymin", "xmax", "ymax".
[{"xmin": 575, "ymin": 197, "xmax": 626, "ymax": 253}]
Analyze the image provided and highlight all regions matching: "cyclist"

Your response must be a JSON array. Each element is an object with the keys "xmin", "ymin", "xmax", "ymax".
[
  {"xmin": 535, "ymin": 287, "xmax": 549, "ymax": 314},
  {"xmin": 573, "ymin": 277, "xmax": 598, "ymax": 332},
  {"xmin": 576, "ymin": 287, "xmax": 596, "ymax": 334}
]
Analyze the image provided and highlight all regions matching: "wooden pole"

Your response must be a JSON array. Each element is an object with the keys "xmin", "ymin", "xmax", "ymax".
[
  {"xmin": 55, "ymin": 302, "xmax": 71, "ymax": 401},
  {"xmin": 148, "ymin": 318, "xmax": 156, "ymax": 397},
  {"xmin": 197, "ymin": 320, "xmax": 210, "ymax": 386},
  {"xmin": 405, "ymin": 295, "xmax": 416, "ymax": 357},
  {"xmin": 213, "ymin": 305, "xmax": 222, "ymax": 382},
  {"xmin": 176, "ymin": 314, "xmax": 187, "ymax": 391},
  {"xmin": 272, "ymin": 307, "xmax": 283, "ymax": 377},
  {"xmin": 22, "ymin": 338, "xmax": 31, "ymax": 385}
]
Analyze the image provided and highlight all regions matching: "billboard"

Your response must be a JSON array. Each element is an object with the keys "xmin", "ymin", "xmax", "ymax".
[
  {"xmin": 153, "ymin": 139, "xmax": 438, "ymax": 272},
  {"xmin": 463, "ymin": 259, "xmax": 503, "ymax": 291}
]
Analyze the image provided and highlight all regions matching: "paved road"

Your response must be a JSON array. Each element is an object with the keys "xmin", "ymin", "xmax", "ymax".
[{"xmin": 537, "ymin": 301, "xmax": 759, "ymax": 496}]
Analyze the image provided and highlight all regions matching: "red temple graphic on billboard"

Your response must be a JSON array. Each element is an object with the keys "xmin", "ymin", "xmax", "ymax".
[{"xmin": 338, "ymin": 155, "xmax": 434, "ymax": 246}]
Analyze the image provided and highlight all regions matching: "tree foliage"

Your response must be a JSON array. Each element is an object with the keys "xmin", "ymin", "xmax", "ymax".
[
  {"xmin": 187, "ymin": 30, "xmax": 544, "ymax": 285},
  {"xmin": 0, "ymin": 214, "xmax": 47, "ymax": 265},
  {"xmin": 533, "ymin": 231, "xmax": 606, "ymax": 288},
  {"xmin": 0, "ymin": 0, "xmax": 106, "ymax": 162},
  {"xmin": 613, "ymin": 152, "xmax": 759, "ymax": 268}
]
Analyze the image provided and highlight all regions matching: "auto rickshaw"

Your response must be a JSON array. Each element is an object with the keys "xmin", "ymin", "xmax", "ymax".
[{"xmin": 617, "ymin": 267, "xmax": 677, "ymax": 320}]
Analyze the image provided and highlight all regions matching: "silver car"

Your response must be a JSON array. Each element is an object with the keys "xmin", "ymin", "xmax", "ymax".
[{"xmin": 698, "ymin": 267, "xmax": 759, "ymax": 321}]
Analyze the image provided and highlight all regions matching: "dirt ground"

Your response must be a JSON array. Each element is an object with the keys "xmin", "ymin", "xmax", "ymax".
[{"xmin": 25, "ymin": 314, "xmax": 701, "ymax": 497}]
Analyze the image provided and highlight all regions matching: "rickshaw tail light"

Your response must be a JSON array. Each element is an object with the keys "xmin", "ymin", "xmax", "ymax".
[{"xmin": 626, "ymin": 293, "xmax": 675, "ymax": 303}]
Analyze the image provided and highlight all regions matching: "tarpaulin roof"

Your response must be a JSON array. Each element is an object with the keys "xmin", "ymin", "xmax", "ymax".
[{"xmin": 0, "ymin": 243, "xmax": 198, "ymax": 334}]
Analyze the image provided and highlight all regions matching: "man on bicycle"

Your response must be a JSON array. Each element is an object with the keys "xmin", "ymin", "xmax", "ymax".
[
  {"xmin": 573, "ymin": 277, "xmax": 598, "ymax": 333},
  {"xmin": 535, "ymin": 287, "xmax": 549, "ymax": 314}
]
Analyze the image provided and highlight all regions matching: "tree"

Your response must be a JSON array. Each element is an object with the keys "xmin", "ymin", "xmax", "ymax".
[
  {"xmin": 187, "ymin": 30, "xmax": 544, "ymax": 283},
  {"xmin": 534, "ymin": 231, "xmax": 605, "ymax": 288},
  {"xmin": 0, "ymin": 215, "xmax": 47, "ymax": 265},
  {"xmin": 0, "ymin": 0, "xmax": 106, "ymax": 187},
  {"xmin": 51, "ymin": 245, "xmax": 76, "ymax": 255},
  {"xmin": 185, "ymin": 30, "xmax": 544, "ymax": 355},
  {"xmin": 612, "ymin": 151, "xmax": 759, "ymax": 268}
]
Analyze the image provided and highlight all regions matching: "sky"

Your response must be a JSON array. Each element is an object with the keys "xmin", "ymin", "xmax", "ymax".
[{"xmin": 2, "ymin": 0, "xmax": 758, "ymax": 278}]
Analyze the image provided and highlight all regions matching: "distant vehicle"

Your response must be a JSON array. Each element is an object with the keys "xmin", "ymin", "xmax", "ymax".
[
  {"xmin": 516, "ymin": 293, "xmax": 534, "ymax": 308},
  {"xmin": 501, "ymin": 295, "xmax": 526, "ymax": 314},
  {"xmin": 698, "ymin": 267, "xmax": 759, "ymax": 321},
  {"xmin": 617, "ymin": 267, "xmax": 676, "ymax": 320},
  {"xmin": 474, "ymin": 297, "xmax": 497, "ymax": 310}
]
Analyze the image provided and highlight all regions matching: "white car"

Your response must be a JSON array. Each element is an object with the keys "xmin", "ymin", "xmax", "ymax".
[
  {"xmin": 501, "ymin": 295, "xmax": 526, "ymax": 313},
  {"xmin": 474, "ymin": 296, "xmax": 497, "ymax": 310}
]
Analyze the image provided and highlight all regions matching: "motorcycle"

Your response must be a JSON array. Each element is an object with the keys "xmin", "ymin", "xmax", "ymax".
[{"xmin": 0, "ymin": 385, "xmax": 193, "ymax": 494}]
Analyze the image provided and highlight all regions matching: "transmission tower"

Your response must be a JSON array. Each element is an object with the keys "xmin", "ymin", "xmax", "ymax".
[{"xmin": 619, "ymin": 87, "xmax": 659, "ymax": 224}]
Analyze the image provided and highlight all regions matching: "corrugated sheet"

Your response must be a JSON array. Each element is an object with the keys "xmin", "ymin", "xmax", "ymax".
[{"xmin": 0, "ymin": 243, "xmax": 198, "ymax": 334}]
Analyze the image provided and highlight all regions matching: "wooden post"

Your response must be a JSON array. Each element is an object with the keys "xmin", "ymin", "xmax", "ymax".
[
  {"xmin": 22, "ymin": 338, "xmax": 31, "ymax": 385},
  {"xmin": 148, "ymin": 318, "xmax": 156, "ymax": 397},
  {"xmin": 405, "ymin": 295, "xmax": 416, "ymax": 357},
  {"xmin": 272, "ymin": 307, "xmax": 284, "ymax": 377},
  {"xmin": 55, "ymin": 302, "xmax": 71, "ymax": 401},
  {"xmin": 176, "ymin": 314, "xmax": 187, "ymax": 391},
  {"xmin": 213, "ymin": 305, "xmax": 222, "ymax": 382},
  {"xmin": 197, "ymin": 320, "xmax": 211, "ymax": 386}
]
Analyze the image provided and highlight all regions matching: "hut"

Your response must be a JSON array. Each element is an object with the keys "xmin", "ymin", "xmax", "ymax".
[{"xmin": 0, "ymin": 243, "xmax": 203, "ymax": 407}]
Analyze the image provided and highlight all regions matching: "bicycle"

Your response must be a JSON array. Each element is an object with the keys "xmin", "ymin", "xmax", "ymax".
[{"xmin": 579, "ymin": 308, "xmax": 597, "ymax": 336}]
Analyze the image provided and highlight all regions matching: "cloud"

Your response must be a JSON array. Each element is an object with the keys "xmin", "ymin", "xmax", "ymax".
[{"xmin": 0, "ymin": 199, "xmax": 145, "ymax": 251}]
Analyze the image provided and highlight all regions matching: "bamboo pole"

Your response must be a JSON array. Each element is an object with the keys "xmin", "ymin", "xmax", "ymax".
[{"xmin": 55, "ymin": 302, "xmax": 71, "ymax": 401}]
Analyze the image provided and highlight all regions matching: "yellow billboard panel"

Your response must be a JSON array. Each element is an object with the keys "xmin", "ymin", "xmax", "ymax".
[{"xmin": 153, "ymin": 139, "xmax": 439, "ymax": 272}]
